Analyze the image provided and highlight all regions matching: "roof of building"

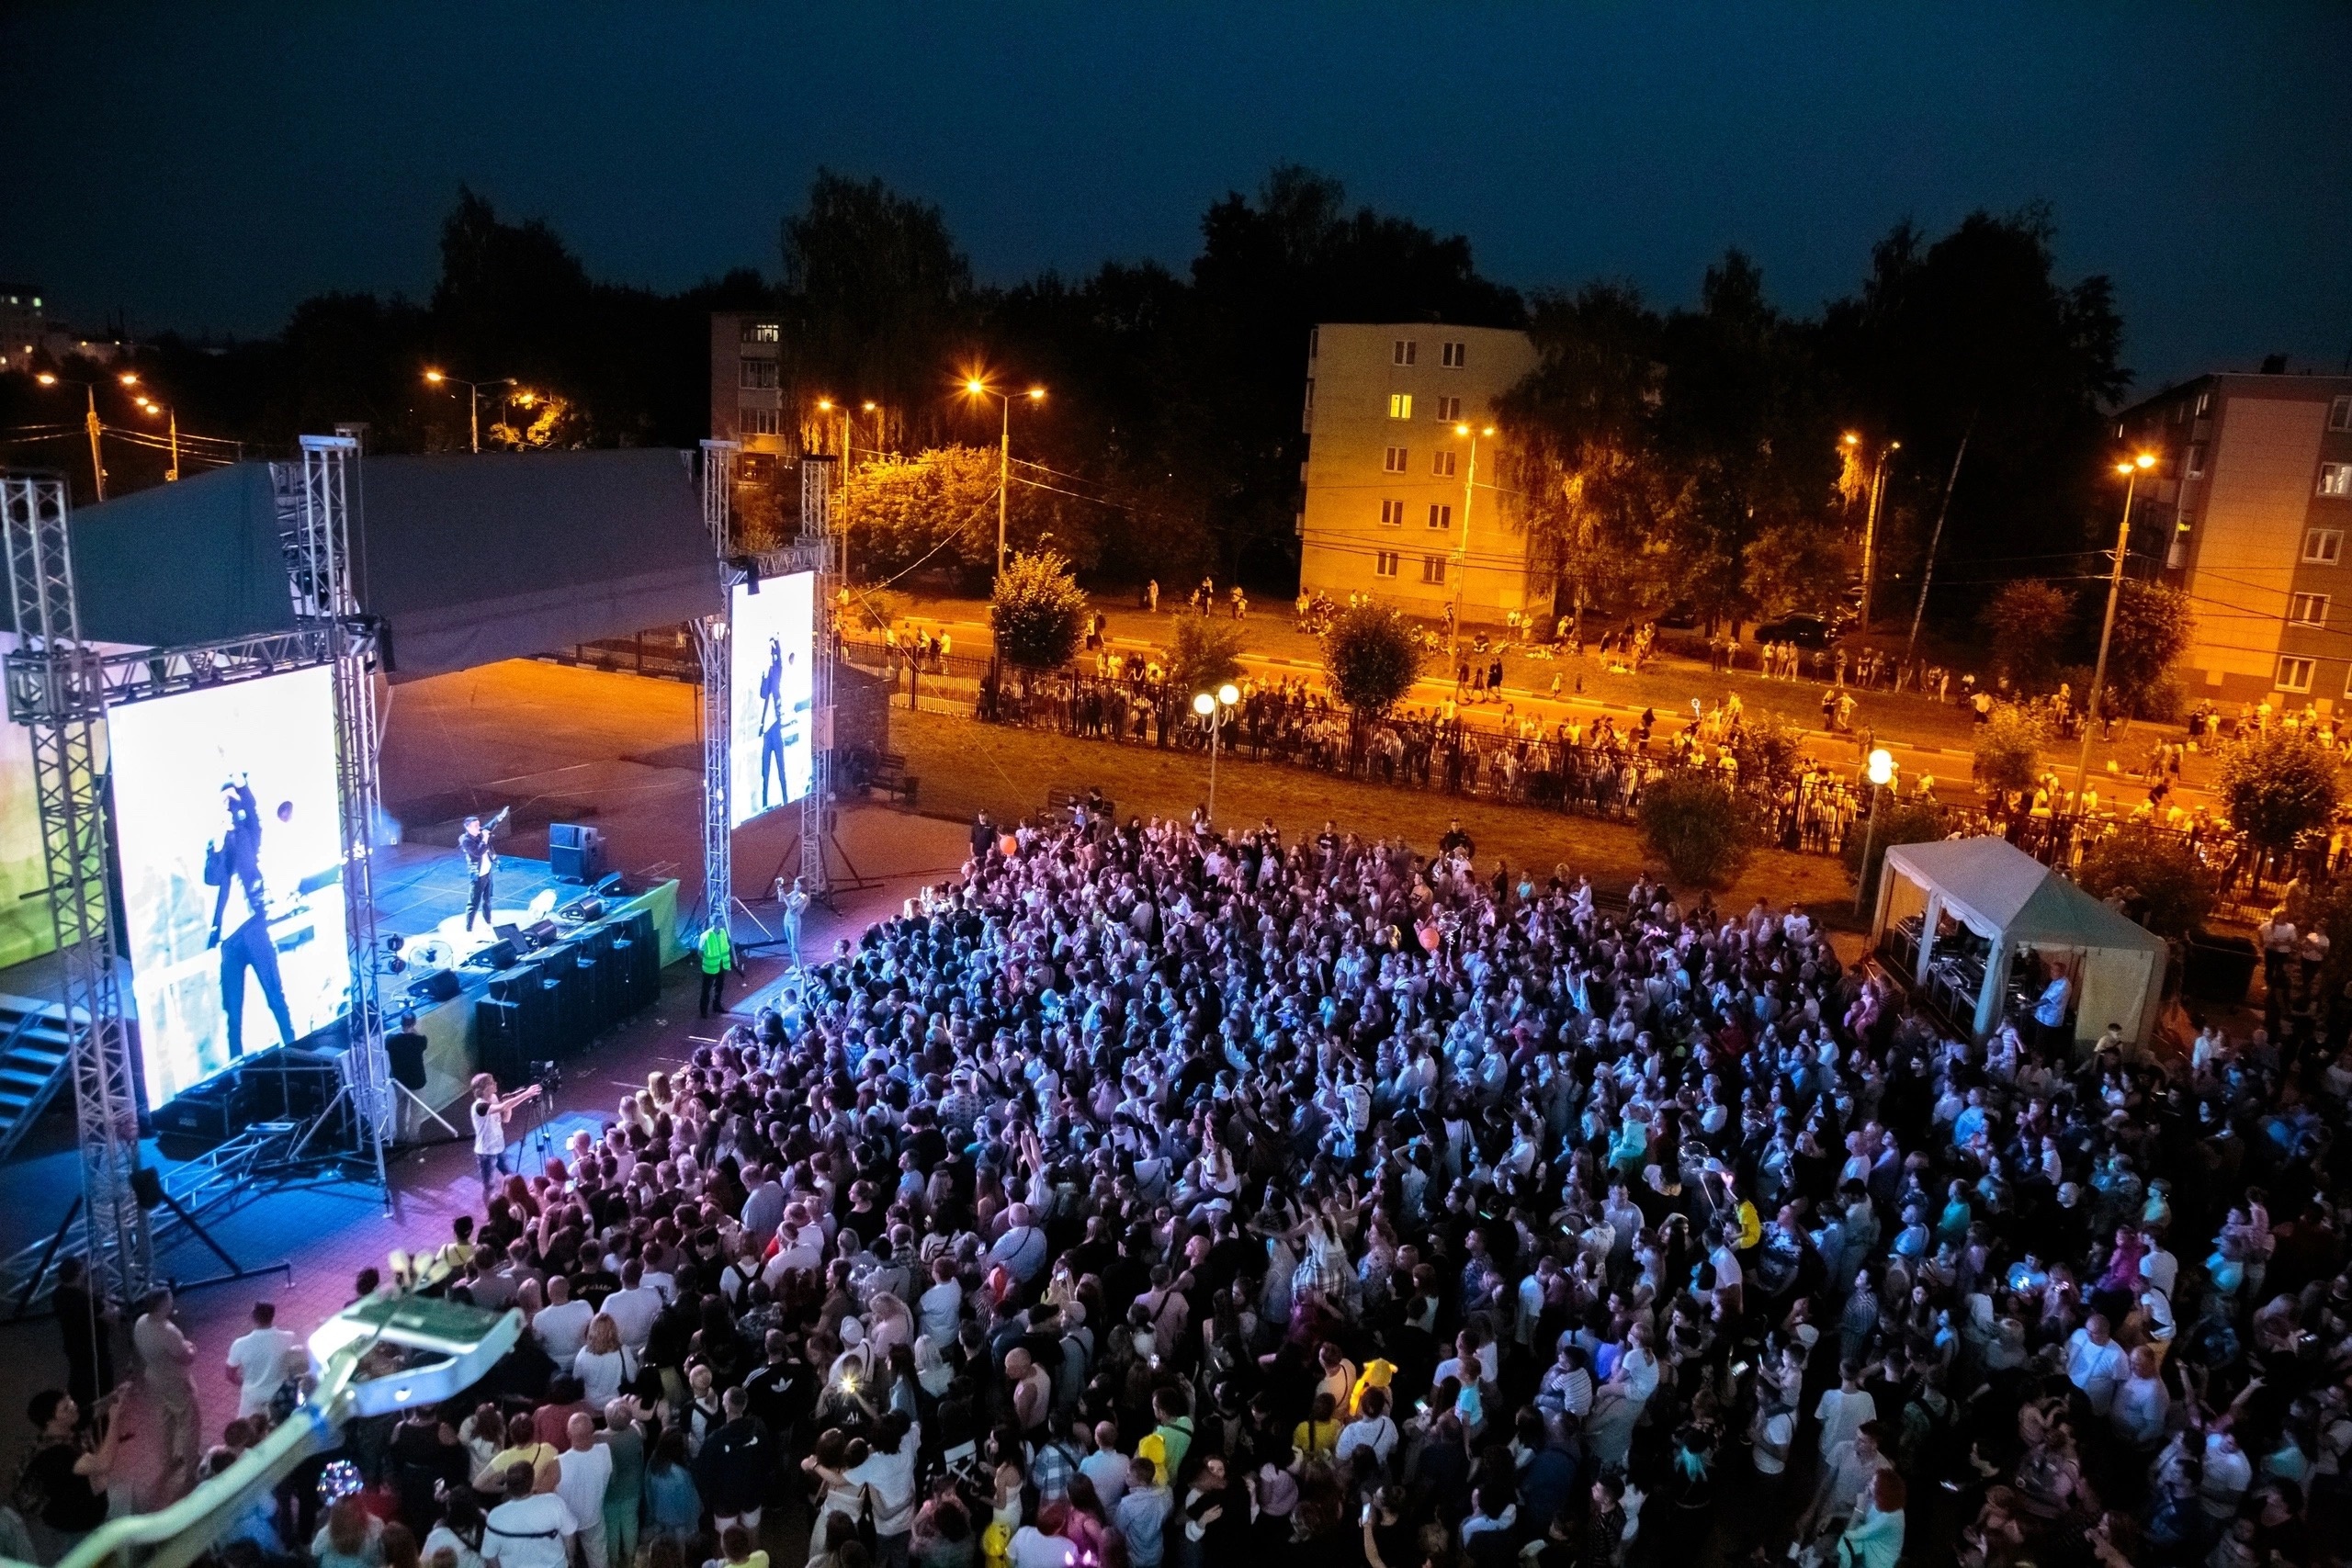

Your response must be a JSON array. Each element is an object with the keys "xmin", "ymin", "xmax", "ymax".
[{"xmin": 50, "ymin": 448, "xmax": 719, "ymax": 678}]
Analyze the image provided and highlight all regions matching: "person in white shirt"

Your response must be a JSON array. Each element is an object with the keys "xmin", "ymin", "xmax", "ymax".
[
  {"xmin": 1335, "ymin": 1387, "xmax": 1399, "ymax": 1469},
  {"xmin": 917, "ymin": 1256, "xmax": 965, "ymax": 1345},
  {"xmin": 1814, "ymin": 1362, "xmax": 1876, "ymax": 1458},
  {"xmin": 224, "ymin": 1301, "xmax": 297, "ymax": 1420},
  {"xmin": 601, "ymin": 1262, "xmax": 662, "ymax": 1354},
  {"xmin": 2109, "ymin": 1347, "xmax": 2170, "ymax": 1451},
  {"xmin": 554, "ymin": 1416, "xmax": 612, "ymax": 1568},
  {"xmin": 533, "ymin": 1275, "xmax": 594, "ymax": 1362},
  {"xmin": 2064, "ymin": 1315, "xmax": 2130, "ymax": 1416},
  {"xmin": 481, "ymin": 1462, "xmax": 576, "ymax": 1568}
]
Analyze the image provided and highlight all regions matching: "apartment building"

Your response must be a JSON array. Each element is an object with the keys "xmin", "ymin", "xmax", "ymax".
[
  {"xmin": 1297, "ymin": 322, "xmax": 1541, "ymax": 624},
  {"xmin": 709, "ymin": 312, "xmax": 791, "ymax": 465},
  {"xmin": 2121, "ymin": 370, "xmax": 2352, "ymax": 706}
]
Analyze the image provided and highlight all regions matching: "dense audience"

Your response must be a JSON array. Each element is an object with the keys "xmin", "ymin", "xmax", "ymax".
[{"xmin": 19, "ymin": 811, "xmax": 2351, "ymax": 1568}]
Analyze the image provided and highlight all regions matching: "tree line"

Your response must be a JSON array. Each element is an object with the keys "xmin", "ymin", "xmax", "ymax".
[{"xmin": 5, "ymin": 169, "xmax": 2137, "ymax": 632}]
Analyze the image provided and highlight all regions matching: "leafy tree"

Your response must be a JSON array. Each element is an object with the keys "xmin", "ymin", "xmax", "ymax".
[
  {"xmin": 2219, "ymin": 728, "xmax": 2342, "ymax": 854},
  {"xmin": 835, "ymin": 446, "xmax": 1086, "ymax": 584},
  {"xmin": 1322, "ymin": 604, "xmax": 1422, "ymax": 722},
  {"xmin": 2075, "ymin": 825, "xmax": 2217, "ymax": 940},
  {"xmin": 1729, "ymin": 711, "xmax": 1808, "ymax": 795},
  {"xmin": 1973, "ymin": 704, "xmax": 2048, "ymax": 797},
  {"xmin": 1166, "ymin": 615, "xmax": 1246, "ymax": 705},
  {"xmin": 1843, "ymin": 799, "xmax": 1945, "ymax": 910},
  {"xmin": 1638, "ymin": 773, "xmax": 1758, "ymax": 889},
  {"xmin": 1979, "ymin": 581, "xmax": 2072, "ymax": 690},
  {"xmin": 990, "ymin": 550, "xmax": 1087, "ymax": 671},
  {"xmin": 2099, "ymin": 581, "xmax": 2193, "ymax": 719}
]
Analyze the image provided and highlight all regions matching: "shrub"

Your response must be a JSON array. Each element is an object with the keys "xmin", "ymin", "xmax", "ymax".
[
  {"xmin": 2075, "ymin": 824, "xmax": 2216, "ymax": 940},
  {"xmin": 1972, "ymin": 704, "xmax": 2047, "ymax": 798},
  {"xmin": 1842, "ymin": 799, "xmax": 1946, "ymax": 911},
  {"xmin": 1979, "ymin": 580, "xmax": 2072, "ymax": 691},
  {"xmin": 1729, "ymin": 711, "xmax": 1806, "ymax": 795},
  {"xmin": 1638, "ymin": 772, "xmax": 1758, "ymax": 890},
  {"xmin": 989, "ymin": 549, "xmax": 1088, "ymax": 671},
  {"xmin": 1166, "ymin": 615, "xmax": 1246, "ymax": 705},
  {"xmin": 1322, "ymin": 604, "xmax": 1423, "ymax": 722},
  {"xmin": 2218, "ymin": 727, "xmax": 2342, "ymax": 854}
]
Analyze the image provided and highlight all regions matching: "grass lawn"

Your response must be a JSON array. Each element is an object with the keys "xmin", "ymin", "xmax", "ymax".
[{"xmin": 889, "ymin": 705, "xmax": 1856, "ymax": 919}]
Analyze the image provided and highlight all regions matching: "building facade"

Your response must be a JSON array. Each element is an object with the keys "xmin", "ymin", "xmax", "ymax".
[
  {"xmin": 2122, "ymin": 371, "xmax": 2352, "ymax": 707},
  {"xmin": 1297, "ymin": 322, "xmax": 1540, "ymax": 625},
  {"xmin": 710, "ymin": 311, "xmax": 790, "ymax": 459}
]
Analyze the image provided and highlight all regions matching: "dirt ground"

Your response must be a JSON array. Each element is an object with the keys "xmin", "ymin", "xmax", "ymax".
[{"xmin": 888, "ymin": 705, "xmax": 1856, "ymax": 919}]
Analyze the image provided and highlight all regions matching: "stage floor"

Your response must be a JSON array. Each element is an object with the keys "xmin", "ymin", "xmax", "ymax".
[{"xmin": 369, "ymin": 840, "xmax": 584, "ymax": 984}]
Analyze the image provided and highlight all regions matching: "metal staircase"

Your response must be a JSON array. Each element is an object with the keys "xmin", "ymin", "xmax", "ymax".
[{"xmin": 0, "ymin": 991, "xmax": 79, "ymax": 1163}]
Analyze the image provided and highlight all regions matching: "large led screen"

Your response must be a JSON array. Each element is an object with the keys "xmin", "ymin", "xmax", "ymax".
[
  {"xmin": 110, "ymin": 666, "xmax": 352, "ymax": 1109},
  {"xmin": 728, "ymin": 570, "xmax": 815, "ymax": 826}
]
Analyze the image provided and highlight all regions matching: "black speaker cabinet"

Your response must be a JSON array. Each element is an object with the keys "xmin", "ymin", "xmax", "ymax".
[{"xmin": 405, "ymin": 966, "xmax": 463, "ymax": 1004}]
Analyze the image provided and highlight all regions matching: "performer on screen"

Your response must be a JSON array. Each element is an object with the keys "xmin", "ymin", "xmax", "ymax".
[
  {"xmin": 204, "ymin": 775, "xmax": 296, "ymax": 1059},
  {"xmin": 757, "ymin": 636, "xmax": 789, "ymax": 809},
  {"xmin": 459, "ymin": 813, "xmax": 496, "ymax": 931}
]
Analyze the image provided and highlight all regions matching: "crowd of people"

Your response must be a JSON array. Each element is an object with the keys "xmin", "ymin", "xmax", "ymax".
[{"xmin": 19, "ymin": 808, "xmax": 2349, "ymax": 1568}]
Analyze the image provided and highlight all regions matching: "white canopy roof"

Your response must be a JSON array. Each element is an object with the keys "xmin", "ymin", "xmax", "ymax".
[{"xmin": 1883, "ymin": 836, "xmax": 2165, "ymax": 955}]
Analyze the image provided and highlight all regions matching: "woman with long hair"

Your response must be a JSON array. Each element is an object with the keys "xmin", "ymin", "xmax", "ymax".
[
  {"xmin": 642, "ymin": 1427, "xmax": 702, "ymax": 1545},
  {"xmin": 312, "ymin": 1495, "xmax": 386, "ymax": 1568},
  {"xmin": 574, "ymin": 1314, "xmax": 636, "ymax": 1407},
  {"xmin": 1834, "ymin": 1471, "xmax": 1905, "ymax": 1568}
]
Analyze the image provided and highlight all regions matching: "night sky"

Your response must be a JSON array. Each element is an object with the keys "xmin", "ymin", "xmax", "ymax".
[{"xmin": 8, "ymin": 4, "xmax": 2347, "ymax": 389}]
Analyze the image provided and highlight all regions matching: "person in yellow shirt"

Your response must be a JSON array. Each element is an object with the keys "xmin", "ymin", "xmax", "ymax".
[{"xmin": 1292, "ymin": 1393, "xmax": 1342, "ymax": 1460}]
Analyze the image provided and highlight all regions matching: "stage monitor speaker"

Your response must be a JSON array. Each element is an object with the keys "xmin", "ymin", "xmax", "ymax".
[
  {"xmin": 558, "ymin": 897, "xmax": 605, "ymax": 924},
  {"xmin": 466, "ymin": 940, "xmax": 520, "ymax": 971},
  {"xmin": 594, "ymin": 871, "xmax": 627, "ymax": 897},
  {"xmin": 523, "ymin": 919, "xmax": 560, "ymax": 951},
  {"xmin": 405, "ymin": 966, "xmax": 462, "ymax": 1004},
  {"xmin": 130, "ymin": 1167, "xmax": 165, "ymax": 1210}
]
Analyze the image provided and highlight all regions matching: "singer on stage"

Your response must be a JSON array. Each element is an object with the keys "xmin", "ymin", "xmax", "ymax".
[
  {"xmin": 205, "ymin": 775, "xmax": 296, "ymax": 1059},
  {"xmin": 459, "ymin": 813, "xmax": 495, "ymax": 931}
]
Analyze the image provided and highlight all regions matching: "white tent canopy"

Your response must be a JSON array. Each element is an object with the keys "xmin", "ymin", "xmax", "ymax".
[{"xmin": 1871, "ymin": 836, "xmax": 2168, "ymax": 1050}]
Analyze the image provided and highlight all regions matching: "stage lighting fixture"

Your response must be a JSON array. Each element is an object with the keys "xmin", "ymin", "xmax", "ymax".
[
  {"xmin": 727, "ymin": 554, "xmax": 761, "ymax": 593},
  {"xmin": 383, "ymin": 933, "xmax": 404, "ymax": 953},
  {"xmin": 387, "ymin": 955, "xmax": 407, "ymax": 975}
]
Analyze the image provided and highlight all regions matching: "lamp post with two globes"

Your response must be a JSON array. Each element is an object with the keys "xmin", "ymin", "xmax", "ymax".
[
  {"xmin": 1193, "ymin": 682, "xmax": 1241, "ymax": 824},
  {"xmin": 34, "ymin": 368, "xmax": 141, "ymax": 501},
  {"xmin": 962, "ymin": 378, "xmax": 1045, "ymax": 578}
]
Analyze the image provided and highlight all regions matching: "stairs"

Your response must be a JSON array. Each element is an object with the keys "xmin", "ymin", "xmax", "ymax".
[{"xmin": 0, "ymin": 993, "xmax": 79, "ymax": 1164}]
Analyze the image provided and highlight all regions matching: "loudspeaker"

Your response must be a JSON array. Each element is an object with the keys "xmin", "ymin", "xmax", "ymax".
[
  {"xmin": 558, "ymin": 897, "xmax": 605, "ymax": 924},
  {"xmin": 465, "ymin": 940, "xmax": 520, "ymax": 971},
  {"xmin": 130, "ymin": 1167, "xmax": 165, "ymax": 1211},
  {"xmin": 405, "ymin": 966, "xmax": 462, "ymax": 1004},
  {"xmin": 523, "ymin": 919, "xmax": 560, "ymax": 951},
  {"xmin": 550, "ymin": 824, "xmax": 605, "ymax": 885}
]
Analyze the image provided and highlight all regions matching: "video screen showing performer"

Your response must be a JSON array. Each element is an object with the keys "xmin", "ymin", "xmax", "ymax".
[
  {"xmin": 727, "ymin": 571, "xmax": 815, "ymax": 826},
  {"xmin": 109, "ymin": 667, "xmax": 352, "ymax": 1111}
]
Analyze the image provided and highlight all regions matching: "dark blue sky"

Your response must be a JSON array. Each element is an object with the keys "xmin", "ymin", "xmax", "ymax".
[{"xmin": 7, "ymin": 4, "xmax": 2347, "ymax": 389}]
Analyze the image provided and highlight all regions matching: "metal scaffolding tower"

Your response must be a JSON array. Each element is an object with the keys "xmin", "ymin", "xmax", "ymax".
[
  {"xmin": 693, "ymin": 443, "xmax": 738, "ymax": 931},
  {"xmin": 798, "ymin": 455, "xmax": 838, "ymax": 897},
  {"xmin": 0, "ymin": 472, "xmax": 149, "ymax": 1305}
]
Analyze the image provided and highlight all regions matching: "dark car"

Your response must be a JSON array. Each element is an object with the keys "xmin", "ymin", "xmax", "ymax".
[{"xmin": 1755, "ymin": 613, "xmax": 1838, "ymax": 649}]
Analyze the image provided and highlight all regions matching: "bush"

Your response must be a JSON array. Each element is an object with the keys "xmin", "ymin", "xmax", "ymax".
[
  {"xmin": 2218, "ymin": 727, "xmax": 2342, "ymax": 854},
  {"xmin": 1166, "ymin": 615, "xmax": 1246, "ymax": 705},
  {"xmin": 2103, "ymin": 581, "xmax": 2193, "ymax": 719},
  {"xmin": 1322, "ymin": 604, "xmax": 1423, "ymax": 722},
  {"xmin": 1638, "ymin": 772, "xmax": 1758, "ymax": 890},
  {"xmin": 1729, "ymin": 711, "xmax": 1806, "ymax": 795},
  {"xmin": 1972, "ymin": 704, "xmax": 2047, "ymax": 798},
  {"xmin": 2075, "ymin": 824, "xmax": 2216, "ymax": 940},
  {"xmin": 1842, "ymin": 799, "xmax": 1946, "ymax": 910},
  {"xmin": 989, "ymin": 550, "xmax": 1088, "ymax": 671}
]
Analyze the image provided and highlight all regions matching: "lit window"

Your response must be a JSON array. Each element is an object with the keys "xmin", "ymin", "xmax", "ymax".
[
  {"xmin": 1374, "ymin": 550, "xmax": 1399, "ymax": 579},
  {"xmin": 738, "ymin": 405, "xmax": 781, "ymax": 435},
  {"xmin": 1442, "ymin": 341, "xmax": 1466, "ymax": 368},
  {"xmin": 2332, "ymin": 395, "xmax": 2352, "ymax": 433},
  {"xmin": 2278, "ymin": 656, "xmax": 2314, "ymax": 693},
  {"xmin": 1428, "ymin": 503, "xmax": 1452, "ymax": 529},
  {"xmin": 1388, "ymin": 393, "xmax": 1414, "ymax": 420},
  {"xmin": 741, "ymin": 321, "xmax": 780, "ymax": 344},
  {"xmin": 2185, "ymin": 443, "xmax": 2206, "ymax": 479},
  {"xmin": 2308, "ymin": 528, "xmax": 2345, "ymax": 564},
  {"xmin": 1420, "ymin": 556, "xmax": 1447, "ymax": 585},
  {"xmin": 1379, "ymin": 499, "xmax": 1404, "ymax": 527},
  {"xmin": 1432, "ymin": 451, "xmax": 1457, "ymax": 478},
  {"xmin": 1384, "ymin": 446, "xmax": 1408, "ymax": 473},
  {"xmin": 740, "ymin": 358, "xmax": 778, "ymax": 389},
  {"xmin": 1432, "ymin": 395, "xmax": 1462, "ymax": 422},
  {"xmin": 2291, "ymin": 592, "xmax": 2331, "ymax": 627},
  {"xmin": 1392, "ymin": 339, "xmax": 1417, "ymax": 367},
  {"xmin": 2194, "ymin": 389, "xmax": 2211, "ymax": 416},
  {"xmin": 2320, "ymin": 463, "xmax": 2352, "ymax": 498}
]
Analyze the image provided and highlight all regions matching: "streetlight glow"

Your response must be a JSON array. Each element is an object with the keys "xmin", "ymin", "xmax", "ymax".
[
  {"xmin": 1842, "ymin": 432, "xmax": 1860, "ymax": 446},
  {"xmin": 862, "ymin": 400, "xmax": 877, "ymax": 412},
  {"xmin": 1192, "ymin": 692, "xmax": 1216, "ymax": 716},
  {"xmin": 1216, "ymin": 682, "xmax": 1239, "ymax": 706},
  {"xmin": 117, "ymin": 372, "xmax": 139, "ymax": 387},
  {"xmin": 1866, "ymin": 748, "xmax": 1895, "ymax": 787},
  {"xmin": 964, "ymin": 378, "xmax": 986, "ymax": 396},
  {"xmin": 816, "ymin": 398, "xmax": 833, "ymax": 412},
  {"xmin": 35, "ymin": 373, "xmax": 56, "ymax": 386},
  {"xmin": 1026, "ymin": 387, "xmax": 1046, "ymax": 401},
  {"xmin": 424, "ymin": 369, "xmax": 445, "ymax": 384}
]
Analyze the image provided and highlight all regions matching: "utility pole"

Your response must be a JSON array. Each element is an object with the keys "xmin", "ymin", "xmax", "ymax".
[
  {"xmin": 1903, "ymin": 424, "xmax": 1973, "ymax": 670},
  {"xmin": 82, "ymin": 387, "xmax": 105, "ymax": 502},
  {"xmin": 1858, "ymin": 440, "xmax": 1896, "ymax": 636},
  {"xmin": 164, "ymin": 408, "xmax": 180, "ymax": 482},
  {"xmin": 1450, "ymin": 423, "xmax": 1494, "ymax": 658},
  {"xmin": 996, "ymin": 394, "xmax": 1011, "ymax": 577},
  {"xmin": 2073, "ymin": 455, "xmax": 2154, "ymax": 812}
]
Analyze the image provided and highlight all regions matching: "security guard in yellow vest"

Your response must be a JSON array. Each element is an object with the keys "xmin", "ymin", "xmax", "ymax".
[{"xmin": 697, "ymin": 921, "xmax": 735, "ymax": 1018}]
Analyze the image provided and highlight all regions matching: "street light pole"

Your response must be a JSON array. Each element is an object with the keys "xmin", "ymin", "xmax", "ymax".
[
  {"xmin": 81, "ymin": 386, "xmax": 104, "ymax": 502},
  {"xmin": 424, "ymin": 371, "xmax": 518, "ymax": 454},
  {"xmin": 965, "ymin": 379, "xmax": 1044, "ymax": 579},
  {"xmin": 1193, "ymin": 682, "xmax": 1240, "ymax": 823},
  {"xmin": 1857, "ymin": 439, "xmax": 1897, "ymax": 637},
  {"xmin": 2073, "ymin": 453, "xmax": 2155, "ymax": 814},
  {"xmin": 1450, "ymin": 423, "xmax": 1495, "ymax": 660},
  {"xmin": 1855, "ymin": 746, "xmax": 1896, "ymax": 919}
]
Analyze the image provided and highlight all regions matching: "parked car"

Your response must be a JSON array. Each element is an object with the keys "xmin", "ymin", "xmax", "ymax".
[{"xmin": 1755, "ymin": 613, "xmax": 1839, "ymax": 649}]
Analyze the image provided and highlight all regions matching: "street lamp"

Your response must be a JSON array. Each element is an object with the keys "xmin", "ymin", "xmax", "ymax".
[
  {"xmin": 1855, "ymin": 745, "xmax": 1897, "ymax": 919},
  {"xmin": 1450, "ymin": 423, "xmax": 1497, "ymax": 659},
  {"xmin": 33, "ymin": 368, "xmax": 137, "ymax": 502},
  {"xmin": 2073, "ymin": 453, "xmax": 2158, "ymax": 816},
  {"xmin": 1843, "ymin": 433, "xmax": 1900, "ymax": 637},
  {"xmin": 133, "ymin": 394, "xmax": 181, "ymax": 481},
  {"xmin": 962, "ymin": 376, "xmax": 1046, "ymax": 577},
  {"xmin": 423, "ymin": 369, "xmax": 520, "ymax": 454},
  {"xmin": 1192, "ymin": 682, "xmax": 1241, "ymax": 823}
]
